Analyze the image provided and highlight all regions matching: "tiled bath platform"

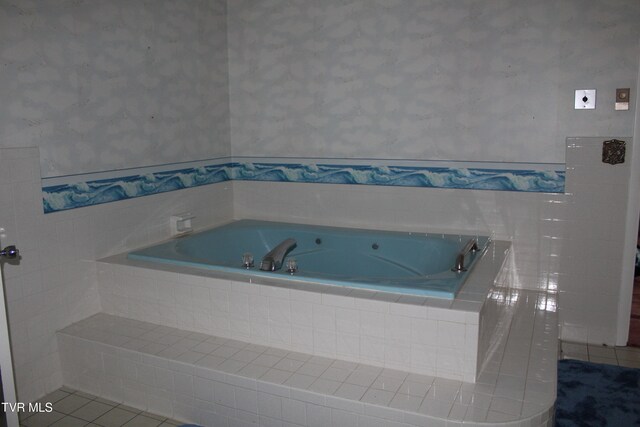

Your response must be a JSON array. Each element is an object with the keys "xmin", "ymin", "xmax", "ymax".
[
  {"xmin": 57, "ymin": 290, "xmax": 557, "ymax": 427},
  {"xmin": 97, "ymin": 241, "xmax": 513, "ymax": 383}
]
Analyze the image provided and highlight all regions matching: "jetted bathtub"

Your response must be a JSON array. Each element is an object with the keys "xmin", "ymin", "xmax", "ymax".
[{"xmin": 128, "ymin": 220, "xmax": 490, "ymax": 298}]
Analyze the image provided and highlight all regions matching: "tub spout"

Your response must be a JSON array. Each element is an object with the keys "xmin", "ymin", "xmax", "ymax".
[{"xmin": 260, "ymin": 238, "xmax": 297, "ymax": 271}]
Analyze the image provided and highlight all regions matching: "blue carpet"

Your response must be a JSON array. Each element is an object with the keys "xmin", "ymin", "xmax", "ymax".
[{"xmin": 556, "ymin": 359, "xmax": 640, "ymax": 426}]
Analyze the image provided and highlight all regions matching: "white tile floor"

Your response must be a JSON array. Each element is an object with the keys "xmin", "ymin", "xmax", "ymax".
[
  {"xmin": 19, "ymin": 387, "xmax": 184, "ymax": 427},
  {"xmin": 560, "ymin": 341, "xmax": 640, "ymax": 368}
]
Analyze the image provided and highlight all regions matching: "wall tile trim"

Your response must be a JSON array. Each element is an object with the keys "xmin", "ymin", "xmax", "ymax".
[{"xmin": 42, "ymin": 159, "xmax": 565, "ymax": 213}]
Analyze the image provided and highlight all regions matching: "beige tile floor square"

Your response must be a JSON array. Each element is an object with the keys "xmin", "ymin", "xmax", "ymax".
[
  {"xmin": 19, "ymin": 388, "xmax": 183, "ymax": 427},
  {"xmin": 560, "ymin": 341, "xmax": 640, "ymax": 368}
]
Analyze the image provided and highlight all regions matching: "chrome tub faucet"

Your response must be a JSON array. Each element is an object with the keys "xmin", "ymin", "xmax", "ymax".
[{"xmin": 260, "ymin": 238, "xmax": 297, "ymax": 271}]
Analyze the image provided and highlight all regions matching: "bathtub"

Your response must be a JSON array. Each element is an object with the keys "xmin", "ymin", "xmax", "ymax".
[{"xmin": 128, "ymin": 219, "xmax": 490, "ymax": 298}]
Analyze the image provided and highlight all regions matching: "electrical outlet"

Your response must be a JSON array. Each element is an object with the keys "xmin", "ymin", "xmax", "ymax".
[{"xmin": 575, "ymin": 89, "xmax": 596, "ymax": 109}]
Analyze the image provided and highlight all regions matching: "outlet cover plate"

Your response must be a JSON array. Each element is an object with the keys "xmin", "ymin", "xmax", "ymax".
[{"xmin": 575, "ymin": 89, "xmax": 596, "ymax": 109}]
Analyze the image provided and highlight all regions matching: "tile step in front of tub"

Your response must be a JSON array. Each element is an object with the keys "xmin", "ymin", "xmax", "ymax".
[{"xmin": 57, "ymin": 291, "xmax": 557, "ymax": 427}]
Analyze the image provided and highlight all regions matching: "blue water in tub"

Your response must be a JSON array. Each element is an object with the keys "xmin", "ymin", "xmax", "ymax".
[{"xmin": 128, "ymin": 220, "xmax": 490, "ymax": 298}]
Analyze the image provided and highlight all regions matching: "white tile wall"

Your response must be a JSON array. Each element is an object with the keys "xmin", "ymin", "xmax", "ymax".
[
  {"xmin": 0, "ymin": 147, "xmax": 234, "ymax": 403},
  {"xmin": 232, "ymin": 137, "xmax": 634, "ymax": 346},
  {"xmin": 558, "ymin": 137, "xmax": 632, "ymax": 344}
]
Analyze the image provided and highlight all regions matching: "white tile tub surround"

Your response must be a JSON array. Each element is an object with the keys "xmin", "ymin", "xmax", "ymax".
[
  {"xmin": 0, "ymin": 147, "xmax": 235, "ymax": 403},
  {"xmin": 97, "ymin": 240, "xmax": 511, "ymax": 383},
  {"xmin": 230, "ymin": 137, "xmax": 635, "ymax": 347},
  {"xmin": 56, "ymin": 289, "xmax": 556, "ymax": 427}
]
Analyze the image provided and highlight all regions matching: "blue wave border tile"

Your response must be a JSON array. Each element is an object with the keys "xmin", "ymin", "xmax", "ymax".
[
  {"xmin": 43, "ymin": 164, "xmax": 232, "ymax": 213},
  {"xmin": 43, "ymin": 161, "xmax": 565, "ymax": 213},
  {"xmin": 229, "ymin": 162, "xmax": 565, "ymax": 193}
]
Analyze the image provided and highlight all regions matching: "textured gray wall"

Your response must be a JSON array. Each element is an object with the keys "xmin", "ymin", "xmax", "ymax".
[
  {"xmin": 0, "ymin": 0, "xmax": 231, "ymax": 178},
  {"xmin": 228, "ymin": 0, "xmax": 640, "ymax": 163},
  {"xmin": 1, "ymin": 1, "xmax": 638, "ymax": 177}
]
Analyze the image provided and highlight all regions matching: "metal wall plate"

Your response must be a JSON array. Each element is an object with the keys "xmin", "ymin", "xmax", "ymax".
[
  {"xmin": 615, "ymin": 88, "xmax": 630, "ymax": 111},
  {"xmin": 602, "ymin": 139, "xmax": 625, "ymax": 165},
  {"xmin": 575, "ymin": 89, "xmax": 596, "ymax": 109}
]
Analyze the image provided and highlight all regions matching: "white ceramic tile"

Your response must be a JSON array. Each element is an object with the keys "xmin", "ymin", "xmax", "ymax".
[
  {"xmin": 335, "ymin": 309, "xmax": 360, "ymax": 335},
  {"xmin": 229, "ymin": 349, "xmax": 261, "ymax": 364},
  {"xmin": 336, "ymin": 333, "xmax": 360, "ymax": 360},
  {"xmin": 254, "ymin": 354, "xmax": 285, "ymax": 368},
  {"xmin": 269, "ymin": 298, "xmax": 292, "ymax": 325},
  {"xmin": 426, "ymin": 383, "xmax": 460, "ymax": 403},
  {"xmin": 359, "ymin": 336, "xmax": 385, "ymax": 364},
  {"xmin": 489, "ymin": 396, "xmax": 523, "ymax": 416},
  {"xmin": 417, "ymin": 398, "xmax": 452, "ymax": 419},
  {"xmin": 360, "ymin": 312, "xmax": 385, "ymax": 338},
  {"xmin": 410, "ymin": 318, "xmax": 438, "ymax": 345},
  {"xmin": 193, "ymin": 377, "xmax": 214, "ymax": 402},
  {"xmin": 396, "ymin": 379, "xmax": 431, "ymax": 398},
  {"xmin": 313, "ymin": 329, "xmax": 337, "ymax": 356},
  {"xmin": 384, "ymin": 343, "xmax": 411, "ymax": 367},
  {"xmin": 291, "ymin": 326, "xmax": 314, "ymax": 352},
  {"xmin": 388, "ymin": 393, "xmax": 423, "ymax": 412},
  {"xmin": 360, "ymin": 388, "xmax": 395, "ymax": 406},
  {"xmin": 333, "ymin": 383, "xmax": 368, "ymax": 401},
  {"xmin": 330, "ymin": 408, "xmax": 358, "ymax": 427},
  {"xmin": 234, "ymin": 387, "xmax": 258, "ymax": 415},
  {"xmin": 257, "ymin": 392, "xmax": 282, "ymax": 420},
  {"xmin": 260, "ymin": 369, "xmax": 293, "ymax": 385},
  {"xmin": 297, "ymin": 362, "xmax": 329, "ymax": 377},
  {"xmin": 219, "ymin": 358, "xmax": 249, "ymax": 376},
  {"xmin": 370, "ymin": 376, "xmax": 404, "ymax": 393},
  {"xmin": 308, "ymin": 378, "xmax": 341, "ymax": 395},
  {"xmin": 269, "ymin": 323, "xmax": 292, "ymax": 347},
  {"xmin": 281, "ymin": 398, "xmax": 306, "ymax": 425},
  {"xmin": 195, "ymin": 355, "xmax": 225, "ymax": 370},
  {"xmin": 409, "ymin": 344, "xmax": 437, "ymax": 371},
  {"xmin": 273, "ymin": 357, "xmax": 304, "ymax": 372},
  {"xmin": 291, "ymin": 301, "xmax": 314, "ymax": 327},
  {"xmin": 313, "ymin": 305, "xmax": 337, "ymax": 332},
  {"xmin": 384, "ymin": 314, "xmax": 412, "ymax": 342},
  {"xmin": 320, "ymin": 367, "xmax": 352, "ymax": 383},
  {"xmin": 283, "ymin": 373, "xmax": 316, "ymax": 389},
  {"xmin": 237, "ymin": 363, "xmax": 270, "ymax": 381},
  {"xmin": 173, "ymin": 373, "xmax": 194, "ymax": 396},
  {"xmin": 305, "ymin": 403, "xmax": 331, "ymax": 427}
]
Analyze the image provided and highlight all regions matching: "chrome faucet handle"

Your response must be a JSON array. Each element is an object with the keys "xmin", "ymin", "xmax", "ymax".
[
  {"xmin": 286, "ymin": 258, "xmax": 298, "ymax": 274},
  {"xmin": 242, "ymin": 252, "xmax": 254, "ymax": 269},
  {"xmin": 0, "ymin": 245, "xmax": 18, "ymax": 259}
]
